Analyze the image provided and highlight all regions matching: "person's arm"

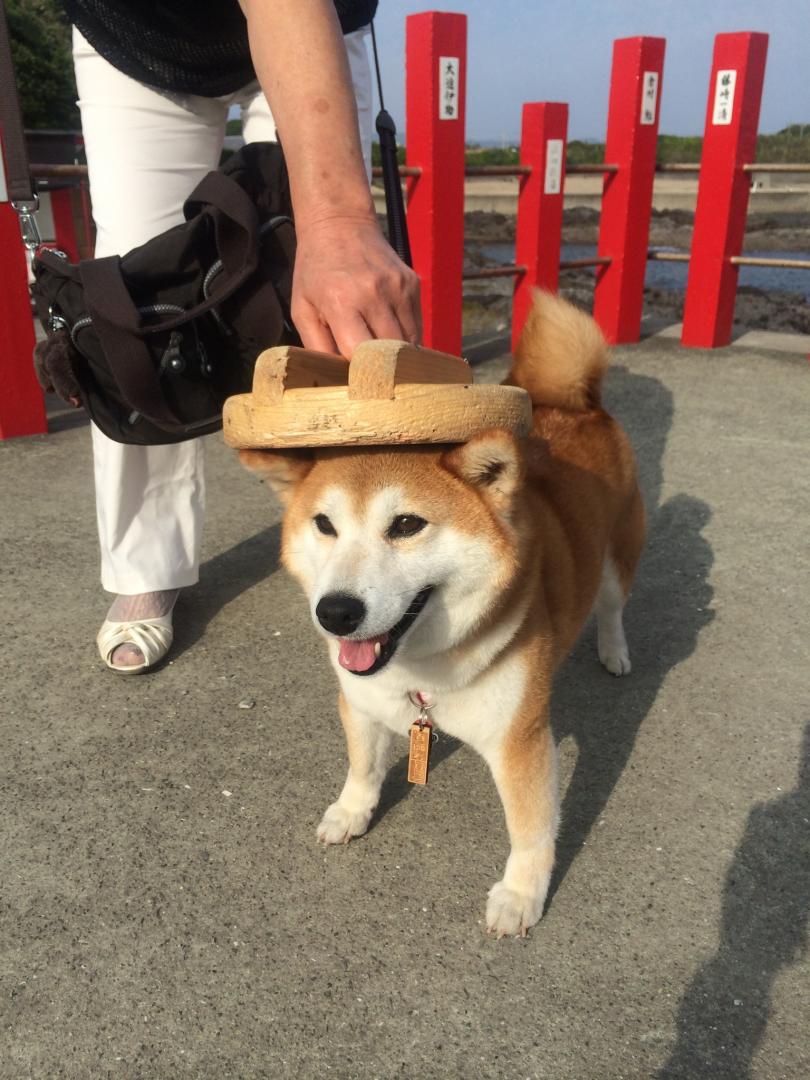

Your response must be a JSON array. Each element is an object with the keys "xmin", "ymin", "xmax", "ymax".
[{"xmin": 239, "ymin": 0, "xmax": 421, "ymax": 356}]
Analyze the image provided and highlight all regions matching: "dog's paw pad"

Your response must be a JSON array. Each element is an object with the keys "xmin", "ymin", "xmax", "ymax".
[
  {"xmin": 485, "ymin": 882, "xmax": 543, "ymax": 939},
  {"xmin": 599, "ymin": 645, "xmax": 631, "ymax": 676},
  {"xmin": 316, "ymin": 803, "xmax": 370, "ymax": 846}
]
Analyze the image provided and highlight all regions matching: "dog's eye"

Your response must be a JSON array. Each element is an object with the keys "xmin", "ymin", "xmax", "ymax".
[
  {"xmin": 314, "ymin": 514, "xmax": 337, "ymax": 537},
  {"xmin": 387, "ymin": 514, "xmax": 427, "ymax": 540}
]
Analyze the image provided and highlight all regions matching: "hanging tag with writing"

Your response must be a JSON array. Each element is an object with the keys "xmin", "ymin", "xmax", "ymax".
[
  {"xmin": 408, "ymin": 720, "xmax": 432, "ymax": 785},
  {"xmin": 407, "ymin": 692, "xmax": 435, "ymax": 785}
]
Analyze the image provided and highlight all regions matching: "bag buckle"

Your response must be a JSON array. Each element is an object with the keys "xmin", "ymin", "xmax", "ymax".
[{"xmin": 11, "ymin": 197, "xmax": 42, "ymax": 251}]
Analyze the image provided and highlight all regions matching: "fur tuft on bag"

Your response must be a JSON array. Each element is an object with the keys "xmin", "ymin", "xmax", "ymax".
[{"xmin": 33, "ymin": 330, "xmax": 82, "ymax": 404}]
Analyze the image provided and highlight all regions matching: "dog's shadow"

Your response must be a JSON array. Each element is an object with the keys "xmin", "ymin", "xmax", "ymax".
[{"xmin": 376, "ymin": 366, "xmax": 716, "ymax": 907}]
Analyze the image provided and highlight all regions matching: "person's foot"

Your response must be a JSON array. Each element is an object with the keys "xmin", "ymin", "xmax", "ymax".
[{"xmin": 104, "ymin": 590, "xmax": 179, "ymax": 669}]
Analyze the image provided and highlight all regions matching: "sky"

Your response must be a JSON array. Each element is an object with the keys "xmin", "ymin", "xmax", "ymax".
[{"xmin": 371, "ymin": 0, "xmax": 808, "ymax": 142}]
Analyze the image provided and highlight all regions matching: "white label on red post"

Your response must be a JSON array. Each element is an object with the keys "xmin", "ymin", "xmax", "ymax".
[
  {"xmin": 640, "ymin": 71, "xmax": 659, "ymax": 125},
  {"xmin": 439, "ymin": 57, "xmax": 460, "ymax": 120},
  {"xmin": 544, "ymin": 139, "xmax": 564, "ymax": 194},
  {"xmin": 712, "ymin": 70, "xmax": 737, "ymax": 125}
]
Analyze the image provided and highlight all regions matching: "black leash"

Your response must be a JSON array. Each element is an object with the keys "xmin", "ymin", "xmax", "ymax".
[{"xmin": 370, "ymin": 20, "xmax": 412, "ymax": 268}]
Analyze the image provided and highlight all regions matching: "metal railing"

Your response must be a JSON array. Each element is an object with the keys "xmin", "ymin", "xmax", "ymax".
[{"xmin": 30, "ymin": 161, "xmax": 810, "ymax": 279}]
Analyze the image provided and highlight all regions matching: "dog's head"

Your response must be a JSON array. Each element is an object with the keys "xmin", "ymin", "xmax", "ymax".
[{"xmin": 240, "ymin": 431, "xmax": 530, "ymax": 677}]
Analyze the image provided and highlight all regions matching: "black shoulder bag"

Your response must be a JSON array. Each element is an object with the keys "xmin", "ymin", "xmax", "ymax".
[{"xmin": 31, "ymin": 143, "xmax": 298, "ymax": 445}]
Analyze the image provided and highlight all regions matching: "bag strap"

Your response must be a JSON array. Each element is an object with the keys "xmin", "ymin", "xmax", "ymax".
[
  {"xmin": 79, "ymin": 212, "xmax": 294, "ymax": 428},
  {"xmin": 184, "ymin": 169, "xmax": 260, "ymax": 281},
  {"xmin": 79, "ymin": 171, "xmax": 265, "ymax": 339},
  {"xmin": 0, "ymin": 0, "xmax": 35, "ymax": 203},
  {"xmin": 80, "ymin": 256, "xmax": 184, "ymax": 427}
]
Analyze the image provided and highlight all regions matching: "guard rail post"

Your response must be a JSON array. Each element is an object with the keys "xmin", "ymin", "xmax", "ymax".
[
  {"xmin": 406, "ymin": 10, "xmax": 467, "ymax": 355},
  {"xmin": 512, "ymin": 102, "xmax": 568, "ymax": 352},
  {"xmin": 593, "ymin": 36, "xmax": 666, "ymax": 344},
  {"xmin": 0, "ymin": 140, "xmax": 47, "ymax": 439},
  {"xmin": 681, "ymin": 32, "xmax": 769, "ymax": 347},
  {"xmin": 49, "ymin": 185, "xmax": 81, "ymax": 261}
]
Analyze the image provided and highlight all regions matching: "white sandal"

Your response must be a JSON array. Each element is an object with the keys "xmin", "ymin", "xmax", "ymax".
[{"xmin": 97, "ymin": 614, "xmax": 174, "ymax": 674}]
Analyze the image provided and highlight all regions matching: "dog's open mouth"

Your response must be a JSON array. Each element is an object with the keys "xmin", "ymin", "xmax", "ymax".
[{"xmin": 337, "ymin": 587, "xmax": 434, "ymax": 677}]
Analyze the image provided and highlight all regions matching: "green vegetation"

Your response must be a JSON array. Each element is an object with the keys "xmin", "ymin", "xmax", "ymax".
[
  {"xmin": 756, "ymin": 124, "xmax": 810, "ymax": 162},
  {"xmin": 455, "ymin": 127, "xmax": 810, "ymax": 166},
  {"xmin": 8, "ymin": 0, "xmax": 78, "ymax": 129}
]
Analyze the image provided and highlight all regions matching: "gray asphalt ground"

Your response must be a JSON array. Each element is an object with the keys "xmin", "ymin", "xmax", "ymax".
[{"xmin": 1, "ymin": 332, "xmax": 808, "ymax": 1079}]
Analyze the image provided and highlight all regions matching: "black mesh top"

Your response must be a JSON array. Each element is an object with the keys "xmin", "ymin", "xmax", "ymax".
[{"xmin": 63, "ymin": 0, "xmax": 378, "ymax": 97}]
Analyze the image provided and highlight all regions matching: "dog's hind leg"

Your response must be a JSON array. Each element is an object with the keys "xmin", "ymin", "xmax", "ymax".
[
  {"xmin": 317, "ymin": 692, "xmax": 393, "ymax": 846},
  {"xmin": 596, "ymin": 488, "xmax": 644, "ymax": 676},
  {"xmin": 595, "ymin": 557, "xmax": 632, "ymax": 676}
]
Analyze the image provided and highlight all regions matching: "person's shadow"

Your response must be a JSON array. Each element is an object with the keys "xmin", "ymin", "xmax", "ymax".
[{"xmin": 658, "ymin": 725, "xmax": 810, "ymax": 1079}]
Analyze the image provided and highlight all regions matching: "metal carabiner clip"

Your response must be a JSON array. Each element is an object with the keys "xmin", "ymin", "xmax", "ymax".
[{"xmin": 11, "ymin": 196, "xmax": 42, "ymax": 252}]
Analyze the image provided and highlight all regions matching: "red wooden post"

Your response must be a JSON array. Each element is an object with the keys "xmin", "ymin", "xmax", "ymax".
[
  {"xmin": 406, "ymin": 11, "xmax": 467, "ymax": 355},
  {"xmin": 512, "ymin": 102, "xmax": 568, "ymax": 352},
  {"xmin": 593, "ymin": 37, "xmax": 666, "ymax": 344},
  {"xmin": 0, "ymin": 138, "xmax": 47, "ymax": 440},
  {"xmin": 681, "ymin": 33, "xmax": 769, "ymax": 348},
  {"xmin": 49, "ymin": 186, "xmax": 81, "ymax": 262}
]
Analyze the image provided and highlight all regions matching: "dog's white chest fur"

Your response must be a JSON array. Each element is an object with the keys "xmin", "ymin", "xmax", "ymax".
[{"xmin": 335, "ymin": 644, "xmax": 528, "ymax": 757}]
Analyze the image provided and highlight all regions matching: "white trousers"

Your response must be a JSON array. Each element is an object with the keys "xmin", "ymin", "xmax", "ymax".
[{"xmin": 73, "ymin": 27, "xmax": 373, "ymax": 594}]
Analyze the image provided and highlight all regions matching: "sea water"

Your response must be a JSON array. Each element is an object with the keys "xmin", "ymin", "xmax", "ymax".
[{"xmin": 478, "ymin": 243, "xmax": 810, "ymax": 299}]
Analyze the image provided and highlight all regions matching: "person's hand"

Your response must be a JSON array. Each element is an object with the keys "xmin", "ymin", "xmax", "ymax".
[{"xmin": 291, "ymin": 213, "xmax": 422, "ymax": 358}]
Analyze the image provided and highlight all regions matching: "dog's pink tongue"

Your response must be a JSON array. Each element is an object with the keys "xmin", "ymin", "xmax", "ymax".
[{"xmin": 338, "ymin": 634, "xmax": 389, "ymax": 672}]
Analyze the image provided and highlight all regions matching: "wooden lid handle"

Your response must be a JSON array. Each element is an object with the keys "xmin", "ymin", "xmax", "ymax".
[
  {"xmin": 251, "ymin": 346, "xmax": 349, "ymax": 403},
  {"xmin": 249, "ymin": 339, "xmax": 472, "ymax": 406},
  {"xmin": 348, "ymin": 340, "xmax": 471, "ymax": 400}
]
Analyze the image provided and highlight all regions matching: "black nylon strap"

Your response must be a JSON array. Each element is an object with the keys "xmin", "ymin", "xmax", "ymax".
[
  {"xmin": 77, "ymin": 170, "xmax": 265, "ymax": 341},
  {"xmin": 80, "ymin": 256, "xmax": 182, "ymax": 427},
  {"xmin": 184, "ymin": 169, "xmax": 260, "ymax": 281},
  {"xmin": 77, "ymin": 177, "xmax": 274, "ymax": 341},
  {"xmin": 0, "ymin": 0, "xmax": 35, "ymax": 202}
]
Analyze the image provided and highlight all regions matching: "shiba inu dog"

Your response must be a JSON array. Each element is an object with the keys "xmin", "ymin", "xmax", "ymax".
[{"xmin": 240, "ymin": 291, "xmax": 644, "ymax": 937}]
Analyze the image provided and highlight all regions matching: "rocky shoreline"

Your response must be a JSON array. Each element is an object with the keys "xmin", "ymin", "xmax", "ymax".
[{"xmin": 462, "ymin": 208, "xmax": 810, "ymax": 337}]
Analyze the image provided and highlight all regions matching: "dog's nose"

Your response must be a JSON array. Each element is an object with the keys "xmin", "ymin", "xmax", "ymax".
[{"xmin": 315, "ymin": 593, "xmax": 367, "ymax": 636}]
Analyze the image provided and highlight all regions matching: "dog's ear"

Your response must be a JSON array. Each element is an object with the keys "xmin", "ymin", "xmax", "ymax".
[
  {"xmin": 239, "ymin": 449, "xmax": 314, "ymax": 504},
  {"xmin": 442, "ymin": 430, "xmax": 524, "ymax": 515}
]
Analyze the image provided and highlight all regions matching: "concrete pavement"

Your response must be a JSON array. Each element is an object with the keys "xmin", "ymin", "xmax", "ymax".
[{"xmin": 1, "ymin": 333, "xmax": 808, "ymax": 1079}]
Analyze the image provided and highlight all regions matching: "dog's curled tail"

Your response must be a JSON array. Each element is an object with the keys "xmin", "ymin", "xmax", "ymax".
[{"xmin": 506, "ymin": 289, "xmax": 608, "ymax": 411}]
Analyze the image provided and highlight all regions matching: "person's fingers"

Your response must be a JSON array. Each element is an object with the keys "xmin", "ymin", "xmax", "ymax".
[
  {"xmin": 328, "ymin": 310, "xmax": 374, "ymax": 359},
  {"xmin": 397, "ymin": 273, "xmax": 423, "ymax": 344},
  {"xmin": 356, "ymin": 304, "xmax": 406, "ymax": 343},
  {"xmin": 293, "ymin": 298, "xmax": 339, "ymax": 355},
  {"xmin": 291, "ymin": 220, "xmax": 425, "ymax": 355},
  {"xmin": 334, "ymin": 266, "xmax": 421, "ymax": 350},
  {"xmin": 364, "ymin": 262, "xmax": 422, "ymax": 344}
]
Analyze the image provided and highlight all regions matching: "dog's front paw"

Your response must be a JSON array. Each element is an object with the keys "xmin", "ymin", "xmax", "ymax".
[
  {"xmin": 598, "ymin": 642, "xmax": 631, "ymax": 676},
  {"xmin": 486, "ymin": 881, "xmax": 545, "ymax": 939},
  {"xmin": 316, "ymin": 802, "xmax": 371, "ymax": 846}
]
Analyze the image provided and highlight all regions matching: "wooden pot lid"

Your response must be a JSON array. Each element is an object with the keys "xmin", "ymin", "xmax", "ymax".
[{"xmin": 223, "ymin": 340, "xmax": 532, "ymax": 449}]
